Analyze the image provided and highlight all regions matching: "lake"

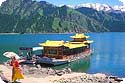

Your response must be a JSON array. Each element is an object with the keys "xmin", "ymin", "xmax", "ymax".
[{"xmin": 0, "ymin": 32, "xmax": 125, "ymax": 77}]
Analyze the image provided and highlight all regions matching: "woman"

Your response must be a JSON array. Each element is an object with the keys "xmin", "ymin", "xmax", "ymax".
[{"xmin": 10, "ymin": 56, "xmax": 24, "ymax": 82}]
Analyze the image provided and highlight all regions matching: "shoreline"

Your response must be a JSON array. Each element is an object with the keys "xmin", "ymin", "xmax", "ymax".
[
  {"xmin": 0, "ymin": 64, "xmax": 124, "ymax": 83},
  {"xmin": 0, "ymin": 32, "xmax": 123, "ymax": 35},
  {"xmin": 0, "ymin": 33, "xmax": 20, "ymax": 35}
]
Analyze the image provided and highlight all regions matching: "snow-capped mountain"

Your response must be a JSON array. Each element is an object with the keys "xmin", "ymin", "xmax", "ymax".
[
  {"xmin": 65, "ymin": 3, "xmax": 125, "ymax": 12},
  {"xmin": 113, "ymin": 5, "xmax": 125, "ymax": 12},
  {"xmin": 75, "ymin": 3, "xmax": 113, "ymax": 11}
]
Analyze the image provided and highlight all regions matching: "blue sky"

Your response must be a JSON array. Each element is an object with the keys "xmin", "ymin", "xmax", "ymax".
[
  {"xmin": 36, "ymin": 0, "xmax": 123, "ymax": 6},
  {"xmin": 0, "ymin": 0, "xmax": 124, "ymax": 7}
]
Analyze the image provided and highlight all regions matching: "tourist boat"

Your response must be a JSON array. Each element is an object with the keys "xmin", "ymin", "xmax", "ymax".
[{"xmin": 36, "ymin": 33, "xmax": 93, "ymax": 66}]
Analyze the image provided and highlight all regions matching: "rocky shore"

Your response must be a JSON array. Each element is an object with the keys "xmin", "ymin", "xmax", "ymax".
[
  {"xmin": 0, "ymin": 64, "xmax": 124, "ymax": 83},
  {"xmin": 52, "ymin": 73, "xmax": 122, "ymax": 83}
]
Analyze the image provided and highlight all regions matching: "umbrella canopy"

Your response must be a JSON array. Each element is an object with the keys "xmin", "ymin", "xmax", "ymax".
[
  {"xmin": 3, "ymin": 52, "xmax": 20, "ymax": 59},
  {"xmin": 0, "ymin": 77, "xmax": 5, "ymax": 83}
]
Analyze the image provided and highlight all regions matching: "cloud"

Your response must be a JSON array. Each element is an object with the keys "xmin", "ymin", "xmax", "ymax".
[
  {"xmin": 0, "ymin": 0, "xmax": 6, "ymax": 6},
  {"xmin": 119, "ymin": 0, "xmax": 125, "ymax": 5}
]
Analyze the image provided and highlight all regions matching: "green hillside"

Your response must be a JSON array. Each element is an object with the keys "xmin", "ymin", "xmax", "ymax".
[{"xmin": 2, "ymin": 0, "xmax": 124, "ymax": 33}]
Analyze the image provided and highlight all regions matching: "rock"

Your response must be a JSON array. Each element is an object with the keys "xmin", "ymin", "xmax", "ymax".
[{"xmin": 93, "ymin": 73, "xmax": 107, "ymax": 78}]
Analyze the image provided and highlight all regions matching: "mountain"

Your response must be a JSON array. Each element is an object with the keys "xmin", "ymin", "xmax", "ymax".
[
  {"xmin": 67, "ymin": 3, "xmax": 125, "ymax": 13},
  {"xmin": 74, "ymin": 3, "xmax": 113, "ymax": 12},
  {"xmin": 76, "ymin": 7, "xmax": 125, "ymax": 32},
  {"xmin": 0, "ymin": 0, "xmax": 125, "ymax": 33},
  {"xmin": 0, "ymin": 0, "xmax": 109, "ymax": 33}
]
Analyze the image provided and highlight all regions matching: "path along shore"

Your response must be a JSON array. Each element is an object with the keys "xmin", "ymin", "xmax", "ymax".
[{"xmin": 0, "ymin": 64, "xmax": 124, "ymax": 83}]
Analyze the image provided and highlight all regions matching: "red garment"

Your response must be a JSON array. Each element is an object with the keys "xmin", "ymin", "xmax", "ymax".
[
  {"xmin": 10, "ymin": 60, "xmax": 19, "ymax": 68},
  {"xmin": 14, "ymin": 60, "xmax": 19, "ymax": 67},
  {"xmin": 10, "ymin": 60, "xmax": 24, "ymax": 81}
]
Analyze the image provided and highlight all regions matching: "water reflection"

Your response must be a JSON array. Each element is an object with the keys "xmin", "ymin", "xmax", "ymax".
[{"xmin": 52, "ymin": 57, "xmax": 90, "ymax": 72}]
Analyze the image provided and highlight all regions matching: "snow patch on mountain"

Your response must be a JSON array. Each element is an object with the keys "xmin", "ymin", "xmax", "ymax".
[
  {"xmin": 119, "ymin": 0, "xmax": 125, "ymax": 6},
  {"xmin": 63, "ymin": 3, "xmax": 125, "ymax": 12},
  {"xmin": 113, "ymin": 5, "xmax": 125, "ymax": 12},
  {"xmin": 75, "ymin": 3, "xmax": 113, "ymax": 11},
  {"xmin": 0, "ymin": 0, "xmax": 6, "ymax": 6}
]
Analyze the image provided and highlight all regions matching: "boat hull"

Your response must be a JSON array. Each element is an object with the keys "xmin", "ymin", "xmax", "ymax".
[
  {"xmin": 36, "ymin": 58, "xmax": 68, "ymax": 66},
  {"xmin": 36, "ymin": 50, "xmax": 93, "ymax": 66}
]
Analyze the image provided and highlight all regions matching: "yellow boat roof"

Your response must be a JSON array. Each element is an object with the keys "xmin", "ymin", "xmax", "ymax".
[
  {"xmin": 68, "ymin": 42, "xmax": 84, "ymax": 44},
  {"xmin": 64, "ymin": 42, "xmax": 87, "ymax": 49},
  {"xmin": 83, "ymin": 40, "xmax": 94, "ymax": 43},
  {"xmin": 70, "ymin": 33, "xmax": 89, "ymax": 38},
  {"xmin": 39, "ymin": 40, "xmax": 64, "ymax": 47}
]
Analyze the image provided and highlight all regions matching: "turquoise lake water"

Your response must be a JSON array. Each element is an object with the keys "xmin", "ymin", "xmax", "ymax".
[{"xmin": 0, "ymin": 33, "xmax": 125, "ymax": 77}]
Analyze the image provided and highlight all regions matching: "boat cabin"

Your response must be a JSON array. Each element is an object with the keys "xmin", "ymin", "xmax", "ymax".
[
  {"xmin": 39, "ymin": 40, "xmax": 65, "ymax": 59},
  {"xmin": 70, "ymin": 33, "xmax": 89, "ymax": 42}
]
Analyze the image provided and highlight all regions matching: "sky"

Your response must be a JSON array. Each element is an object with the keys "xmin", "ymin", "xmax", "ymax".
[
  {"xmin": 0, "ymin": 0, "xmax": 125, "ymax": 6},
  {"xmin": 36, "ymin": 0, "xmax": 124, "ymax": 6}
]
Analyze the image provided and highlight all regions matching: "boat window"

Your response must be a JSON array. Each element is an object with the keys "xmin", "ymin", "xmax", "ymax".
[{"xmin": 48, "ymin": 49, "xmax": 57, "ymax": 55}]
